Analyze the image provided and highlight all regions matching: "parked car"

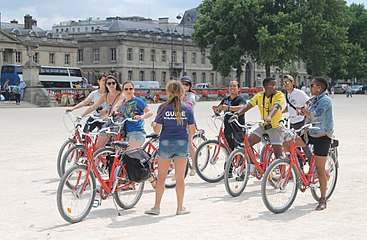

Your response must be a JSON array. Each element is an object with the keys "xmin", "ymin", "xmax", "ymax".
[
  {"xmin": 333, "ymin": 84, "xmax": 346, "ymax": 94},
  {"xmin": 351, "ymin": 85, "xmax": 364, "ymax": 94}
]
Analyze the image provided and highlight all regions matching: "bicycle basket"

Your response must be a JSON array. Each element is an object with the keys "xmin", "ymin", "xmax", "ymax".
[{"xmin": 122, "ymin": 148, "xmax": 151, "ymax": 182}]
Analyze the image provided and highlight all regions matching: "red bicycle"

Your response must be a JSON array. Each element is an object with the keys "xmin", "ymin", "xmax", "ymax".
[
  {"xmin": 261, "ymin": 123, "xmax": 339, "ymax": 213},
  {"xmin": 57, "ymin": 112, "xmax": 103, "ymax": 177},
  {"xmin": 57, "ymin": 119, "xmax": 146, "ymax": 223},
  {"xmin": 223, "ymin": 119, "xmax": 274, "ymax": 197}
]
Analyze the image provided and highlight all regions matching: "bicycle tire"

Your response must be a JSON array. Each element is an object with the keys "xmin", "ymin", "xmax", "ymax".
[
  {"xmin": 57, "ymin": 138, "xmax": 76, "ymax": 178},
  {"xmin": 114, "ymin": 181, "xmax": 145, "ymax": 209},
  {"xmin": 92, "ymin": 146, "xmax": 115, "ymax": 179},
  {"xmin": 224, "ymin": 148, "xmax": 250, "ymax": 197},
  {"xmin": 60, "ymin": 144, "xmax": 86, "ymax": 177},
  {"xmin": 194, "ymin": 140, "xmax": 230, "ymax": 183},
  {"xmin": 57, "ymin": 164, "xmax": 96, "ymax": 223},
  {"xmin": 310, "ymin": 148, "xmax": 339, "ymax": 201},
  {"xmin": 261, "ymin": 158, "xmax": 300, "ymax": 214}
]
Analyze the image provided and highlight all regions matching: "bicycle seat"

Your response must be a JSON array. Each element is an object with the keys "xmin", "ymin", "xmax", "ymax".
[
  {"xmin": 146, "ymin": 133, "xmax": 159, "ymax": 139},
  {"xmin": 111, "ymin": 141, "xmax": 130, "ymax": 149},
  {"xmin": 330, "ymin": 139, "xmax": 339, "ymax": 148}
]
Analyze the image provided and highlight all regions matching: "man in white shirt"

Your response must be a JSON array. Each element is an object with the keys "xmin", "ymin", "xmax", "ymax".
[{"xmin": 283, "ymin": 75, "xmax": 312, "ymax": 161}]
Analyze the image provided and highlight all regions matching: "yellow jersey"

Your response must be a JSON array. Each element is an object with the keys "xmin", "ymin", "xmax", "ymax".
[{"xmin": 248, "ymin": 91, "xmax": 285, "ymax": 128}]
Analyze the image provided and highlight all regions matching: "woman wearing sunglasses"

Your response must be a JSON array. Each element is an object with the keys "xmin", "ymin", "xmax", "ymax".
[
  {"xmin": 114, "ymin": 81, "xmax": 153, "ymax": 150},
  {"xmin": 80, "ymin": 75, "xmax": 123, "ymax": 149}
]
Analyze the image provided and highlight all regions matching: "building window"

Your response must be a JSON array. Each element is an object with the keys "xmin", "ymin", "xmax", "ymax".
[
  {"xmin": 111, "ymin": 48, "xmax": 116, "ymax": 61},
  {"xmin": 49, "ymin": 53, "xmax": 55, "ymax": 64},
  {"xmin": 150, "ymin": 49, "xmax": 155, "ymax": 62},
  {"xmin": 192, "ymin": 52, "xmax": 196, "ymax": 64},
  {"xmin": 127, "ymin": 48, "xmax": 133, "ymax": 61},
  {"xmin": 161, "ymin": 50, "xmax": 166, "ymax": 62},
  {"xmin": 77, "ymin": 28, "xmax": 80, "ymax": 32},
  {"xmin": 139, "ymin": 71, "xmax": 145, "ymax": 81},
  {"xmin": 15, "ymin": 52, "xmax": 22, "ymax": 63},
  {"xmin": 77, "ymin": 49, "xmax": 83, "ymax": 62},
  {"xmin": 192, "ymin": 72, "xmax": 197, "ymax": 83},
  {"xmin": 93, "ymin": 49, "xmax": 100, "ymax": 62},
  {"xmin": 33, "ymin": 52, "xmax": 39, "ymax": 63},
  {"xmin": 184, "ymin": 52, "xmax": 187, "ymax": 63},
  {"xmin": 201, "ymin": 72, "xmax": 206, "ymax": 82},
  {"xmin": 72, "ymin": 28, "xmax": 75, "ymax": 32},
  {"xmin": 85, "ymin": 27, "xmax": 88, "ymax": 32},
  {"xmin": 128, "ymin": 70, "xmax": 133, "ymax": 81},
  {"xmin": 201, "ymin": 52, "xmax": 206, "ymax": 64},
  {"xmin": 151, "ymin": 71, "xmax": 156, "ymax": 81},
  {"xmin": 162, "ymin": 72, "xmax": 166, "ymax": 86},
  {"xmin": 173, "ymin": 51, "xmax": 177, "ymax": 63},
  {"xmin": 65, "ymin": 54, "xmax": 70, "ymax": 65},
  {"xmin": 139, "ymin": 49, "xmax": 144, "ymax": 62},
  {"xmin": 91, "ymin": 27, "xmax": 94, "ymax": 31}
]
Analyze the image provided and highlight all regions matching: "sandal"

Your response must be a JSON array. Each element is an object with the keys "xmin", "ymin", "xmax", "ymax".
[
  {"xmin": 315, "ymin": 199, "xmax": 327, "ymax": 211},
  {"xmin": 145, "ymin": 207, "xmax": 160, "ymax": 215},
  {"xmin": 176, "ymin": 207, "xmax": 190, "ymax": 215}
]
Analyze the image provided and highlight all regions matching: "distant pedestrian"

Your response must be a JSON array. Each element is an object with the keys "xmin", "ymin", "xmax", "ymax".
[
  {"xmin": 2, "ymin": 79, "xmax": 10, "ymax": 101},
  {"xmin": 19, "ymin": 80, "xmax": 27, "ymax": 101},
  {"xmin": 345, "ymin": 84, "xmax": 352, "ymax": 98},
  {"xmin": 12, "ymin": 83, "xmax": 21, "ymax": 105}
]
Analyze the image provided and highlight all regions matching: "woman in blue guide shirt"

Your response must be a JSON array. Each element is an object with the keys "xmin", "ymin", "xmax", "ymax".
[{"xmin": 145, "ymin": 80, "xmax": 196, "ymax": 216}]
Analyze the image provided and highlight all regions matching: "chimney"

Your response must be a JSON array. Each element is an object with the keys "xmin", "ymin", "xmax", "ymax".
[
  {"xmin": 24, "ymin": 14, "xmax": 33, "ymax": 29},
  {"xmin": 158, "ymin": 17, "xmax": 169, "ymax": 24},
  {"xmin": 10, "ymin": 19, "xmax": 18, "ymax": 24}
]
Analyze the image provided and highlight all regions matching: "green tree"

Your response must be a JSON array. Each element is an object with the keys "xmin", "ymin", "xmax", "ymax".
[{"xmin": 298, "ymin": 0, "xmax": 350, "ymax": 76}]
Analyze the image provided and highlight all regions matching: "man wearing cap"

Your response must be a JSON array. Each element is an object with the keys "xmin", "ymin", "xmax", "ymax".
[
  {"xmin": 19, "ymin": 79, "xmax": 27, "ymax": 101},
  {"xmin": 282, "ymin": 74, "xmax": 312, "ymax": 161}
]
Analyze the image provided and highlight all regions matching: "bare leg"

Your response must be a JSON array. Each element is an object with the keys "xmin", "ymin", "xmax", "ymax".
[
  {"xmin": 153, "ymin": 158, "xmax": 171, "ymax": 209},
  {"xmin": 174, "ymin": 157, "xmax": 188, "ymax": 211},
  {"xmin": 315, "ymin": 155, "xmax": 327, "ymax": 199}
]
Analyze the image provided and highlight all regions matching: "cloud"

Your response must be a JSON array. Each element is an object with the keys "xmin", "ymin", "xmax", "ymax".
[{"xmin": 1, "ymin": 0, "xmax": 202, "ymax": 30}]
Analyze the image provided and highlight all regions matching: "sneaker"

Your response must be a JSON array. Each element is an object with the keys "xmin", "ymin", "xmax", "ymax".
[
  {"xmin": 189, "ymin": 169, "xmax": 196, "ymax": 176},
  {"xmin": 176, "ymin": 207, "xmax": 190, "ymax": 215},
  {"xmin": 235, "ymin": 173, "xmax": 245, "ymax": 181},
  {"xmin": 145, "ymin": 207, "xmax": 160, "ymax": 215}
]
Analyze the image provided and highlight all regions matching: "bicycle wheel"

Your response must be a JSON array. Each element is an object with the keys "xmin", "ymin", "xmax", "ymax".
[
  {"xmin": 194, "ymin": 140, "xmax": 230, "ymax": 183},
  {"xmin": 60, "ymin": 145, "xmax": 86, "ymax": 177},
  {"xmin": 310, "ymin": 148, "xmax": 339, "ymax": 201},
  {"xmin": 142, "ymin": 137, "xmax": 159, "ymax": 154},
  {"xmin": 57, "ymin": 164, "xmax": 96, "ymax": 223},
  {"xmin": 261, "ymin": 158, "xmax": 299, "ymax": 214},
  {"xmin": 114, "ymin": 181, "xmax": 145, "ymax": 209},
  {"xmin": 224, "ymin": 148, "xmax": 250, "ymax": 197},
  {"xmin": 57, "ymin": 138, "xmax": 76, "ymax": 177},
  {"xmin": 192, "ymin": 133, "xmax": 207, "ymax": 149}
]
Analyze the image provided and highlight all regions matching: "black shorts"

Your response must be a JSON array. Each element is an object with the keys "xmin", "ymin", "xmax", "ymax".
[{"xmin": 307, "ymin": 135, "xmax": 331, "ymax": 157}]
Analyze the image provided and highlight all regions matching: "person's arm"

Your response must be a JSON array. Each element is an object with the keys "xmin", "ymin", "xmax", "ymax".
[
  {"xmin": 66, "ymin": 96, "xmax": 93, "ymax": 112},
  {"xmin": 265, "ymin": 104, "xmax": 281, "ymax": 124},
  {"xmin": 134, "ymin": 106, "xmax": 153, "ymax": 120},
  {"xmin": 80, "ymin": 94, "xmax": 105, "ymax": 118},
  {"xmin": 236, "ymin": 103, "xmax": 253, "ymax": 115},
  {"xmin": 112, "ymin": 93, "xmax": 125, "ymax": 114},
  {"xmin": 153, "ymin": 123, "xmax": 162, "ymax": 134}
]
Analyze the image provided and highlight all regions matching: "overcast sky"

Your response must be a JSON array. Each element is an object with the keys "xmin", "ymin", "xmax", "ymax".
[{"xmin": 0, "ymin": 0, "xmax": 366, "ymax": 30}]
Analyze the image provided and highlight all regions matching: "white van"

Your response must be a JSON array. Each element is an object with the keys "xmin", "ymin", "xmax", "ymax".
[
  {"xmin": 194, "ymin": 83, "xmax": 210, "ymax": 89},
  {"xmin": 132, "ymin": 81, "xmax": 160, "ymax": 89}
]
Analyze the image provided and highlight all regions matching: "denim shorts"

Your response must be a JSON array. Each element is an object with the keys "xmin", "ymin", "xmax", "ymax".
[
  {"xmin": 126, "ymin": 131, "xmax": 146, "ymax": 144},
  {"xmin": 158, "ymin": 139, "xmax": 189, "ymax": 159}
]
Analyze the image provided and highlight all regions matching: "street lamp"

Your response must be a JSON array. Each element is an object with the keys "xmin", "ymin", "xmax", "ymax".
[{"xmin": 176, "ymin": 13, "xmax": 191, "ymax": 77}]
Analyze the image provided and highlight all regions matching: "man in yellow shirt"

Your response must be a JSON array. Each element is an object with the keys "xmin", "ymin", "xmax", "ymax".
[{"xmin": 230, "ymin": 77, "xmax": 285, "ymax": 159}]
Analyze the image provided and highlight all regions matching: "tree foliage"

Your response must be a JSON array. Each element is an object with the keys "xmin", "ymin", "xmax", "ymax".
[{"xmin": 193, "ymin": 0, "xmax": 367, "ymax": 80}]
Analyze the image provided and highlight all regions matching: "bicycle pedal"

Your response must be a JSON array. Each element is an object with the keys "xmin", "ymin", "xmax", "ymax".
[{"xmin": 93, "ymin": 199, "xmax": 101, "ymax": 208}]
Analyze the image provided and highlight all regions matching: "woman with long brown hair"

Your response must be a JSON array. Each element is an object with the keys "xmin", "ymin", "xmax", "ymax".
[{"xmin": 145, "ymin": 80, "xmax": 196, "ymax": 215}]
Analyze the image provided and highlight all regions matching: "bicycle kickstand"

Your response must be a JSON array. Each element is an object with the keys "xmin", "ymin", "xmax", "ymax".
[{"xmin": 112, "ymin": 198, "xmax": 121, "ymax": 216}]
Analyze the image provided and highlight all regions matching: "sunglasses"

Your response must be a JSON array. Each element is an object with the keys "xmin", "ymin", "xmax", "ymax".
[
  {"xmin": 106, "ymin": 82, "xmax": 116, "ymax": 86},
  {"xmin": 283, "ymin": 81, "xmax": 291, "ymax": 85},
  {"xmin": 124, "ymin": 87, "xmax": 133, "ymax": 91}
]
